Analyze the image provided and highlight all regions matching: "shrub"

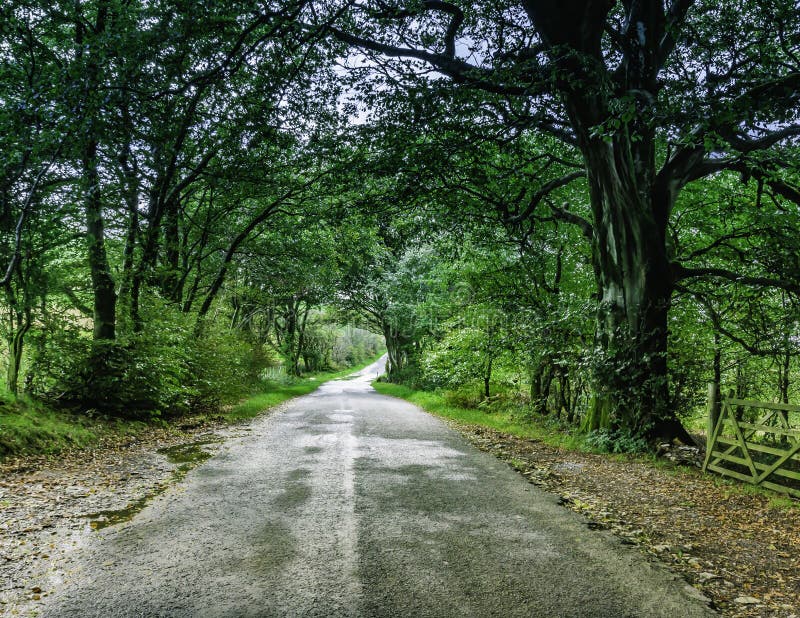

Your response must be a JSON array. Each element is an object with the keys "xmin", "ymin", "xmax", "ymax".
[
  {"xmin": 28, "ymin": 299, "xmax": 277, "ymax": 418},
  {"xmin": 585, "ymin": 428, "xmax": 650, "ymax": 454},
  {"xmin": 443, "ymin": 384, "xmax": 485, "ymax": 408}
]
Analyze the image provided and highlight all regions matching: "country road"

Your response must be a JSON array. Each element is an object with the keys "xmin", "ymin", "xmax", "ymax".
[{"xmin": 41, "ymin": 358, "xmax": 713, "ymax": 617}]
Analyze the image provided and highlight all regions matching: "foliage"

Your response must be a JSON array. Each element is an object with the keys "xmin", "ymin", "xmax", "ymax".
[
  {"xmin": 584, "ymin": 429, "xmax": 651, "ymax": 455},
  {"xmin": 25, "ymin": 301, "xmax": 275, "ymax": 418},
  {"xmin": 1, "ymin": 0, "xmax": 800, "ymax": 458},
  {"xmin": 326, "ymin": 0, "xmax": 800, "ymax": 442}
]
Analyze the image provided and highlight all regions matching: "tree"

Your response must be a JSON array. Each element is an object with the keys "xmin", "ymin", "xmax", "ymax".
[
  {"xmin": 0, "ymin": 0, "xmax": 360, "ymax": 410},
  {"xmin": 326, "ymin": 0, "xmax": 800, "ymax": 440},
  {"xmin": 0, "ymin": 2, "xmax": 75, "ymax": 391},
  {"xmin": 339, "ymin": 230, "xmax": 445, "ymax": 380}
]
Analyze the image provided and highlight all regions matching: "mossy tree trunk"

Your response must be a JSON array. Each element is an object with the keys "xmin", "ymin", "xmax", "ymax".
[{"xmin": 530, "ymin": 1, "xmax": 691, "ymax": 442}]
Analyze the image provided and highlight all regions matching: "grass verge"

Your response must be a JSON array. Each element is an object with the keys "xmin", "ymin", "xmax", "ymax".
[
  {"xmin": 371, "ymin": 381, "xmax": 586, "ymax": 451},
  {"xmin": 374, "ymin": 381, "xmax": 800, "ymax": 507},
  {"xmin": 0, "ymin": 398, "xmax": 144, "ymax": 459},
  {"xmin": 0, "ymin": 355, "xmax": 384, "ymax": 460}
]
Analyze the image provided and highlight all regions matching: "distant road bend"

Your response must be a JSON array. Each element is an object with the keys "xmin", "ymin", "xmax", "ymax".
[{"xmin": 42, "ymin": 358, "xmax": 714, "ymax": 617}]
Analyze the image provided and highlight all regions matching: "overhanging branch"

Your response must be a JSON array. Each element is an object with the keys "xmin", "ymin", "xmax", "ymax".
[
  {"xmin": 548, "ymin": 201, "xmax": 593, "ymax": 240},
  {"xmin": 657, "ymin": 0, "xmax": 697, "ymax": 69},
  {"xmin": 327, "ymin": 26, "xmax": 538, "ymax": 96},
  {"xmin": 508, "ymin": 171, "xmax": 585, "ymax": 224},
  {"xmin": 673, "ymin": 263, "xmax": 800, "ymax": 294}
]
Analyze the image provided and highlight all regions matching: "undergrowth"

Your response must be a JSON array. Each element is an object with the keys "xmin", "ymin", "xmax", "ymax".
[
  {"xmin": 371, "ymin": 381, "xmax": 587, "ymax": 451},
  {"xmin": 0, "ymin": 396, "xmax": 143, "ymax": 459}
]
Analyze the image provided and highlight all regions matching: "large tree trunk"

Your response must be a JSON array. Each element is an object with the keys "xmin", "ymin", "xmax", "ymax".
[
  {"xmin": 581, "ymin": 142, "xmax": 668, "ymax": 433},
  {"xmin": 577, "ymin": 140, "xmax": 689, "ymax": 441},
  {"xmin": 524, "ymin": 0, "xmax": 691, "ymax": 443},
  {"xmin": 526, "ymin": 1, "xmax": 694, "ymax": 441}
]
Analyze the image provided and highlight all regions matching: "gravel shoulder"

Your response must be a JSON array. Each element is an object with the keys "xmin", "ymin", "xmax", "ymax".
[{"xmin": 0, "ymin": 419, "xmax": 242, "ymax": 616}]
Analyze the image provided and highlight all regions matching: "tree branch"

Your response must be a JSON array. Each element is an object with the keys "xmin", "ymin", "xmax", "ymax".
[
  {"xmin": 684, "ymin": 158, "xmax": 800, "ymax": 208},
  {"xmin": 61, "ymin": 286, "xmax": 93, "ymax": 317},
  {"xmin": 657, "ymin": 0, "xmax": 697, "ymax": 69},
  {"xmin": 721, "ymin": 124, "xmax": 800, "ymax": 153},
  {"xmin": 679, "ymin": 229, "xmax": 754, "ymax": 263},
  {"xmin": 673, "ymin": 263, "xmax": 800, "ymax": 294},
  {"xmin": 547, "ymin": 201, "xmax": 593, "ymax": 240},
  {"xmin": 0, "ymin": 144, "xmax": 64, "ymax": 288},
  {"xmin": 508, "ymin": 171, "xmax": 585, "ymax": 224},
  {"xmin": 677, "ymin": 284, "xmax": 790, "ymax": 357},
  {"xmin": 327, "ymin": 26, "xmax": 535, "ymax": 96}
]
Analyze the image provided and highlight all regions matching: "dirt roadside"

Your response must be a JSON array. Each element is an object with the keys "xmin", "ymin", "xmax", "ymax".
[
  {"xmin": 447, "ymin": 421, "xmax": 800, "ymax": 618},
  {"xmin": 0, "ymin": 419, "xmax": 239, "ymax": 616}
]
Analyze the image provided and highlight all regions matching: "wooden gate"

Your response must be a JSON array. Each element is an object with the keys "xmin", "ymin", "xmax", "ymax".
[{"xmin": 703, "ymin": 384, "xmax": 800, "ymax": 498}]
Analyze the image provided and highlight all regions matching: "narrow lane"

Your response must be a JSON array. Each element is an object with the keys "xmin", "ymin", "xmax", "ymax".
[{"xmin": 42, "ymin": 359, "xmax": 713, "ymax": 617}]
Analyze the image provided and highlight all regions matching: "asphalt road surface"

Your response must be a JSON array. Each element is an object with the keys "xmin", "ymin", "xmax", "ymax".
[{"xmin": 41, "ymin": 358, "xmax": 714, "ymax": 617}]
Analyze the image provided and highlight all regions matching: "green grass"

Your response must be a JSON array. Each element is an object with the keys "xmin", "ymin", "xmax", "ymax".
[
  {"xmin": 374, "ymin": 382, "xmax": 800, "ymax": 509},
  {"xmin": 767, "ymin": 495, "xmax": 798, "ymax": 510},
  {"xmin": 371, "ymin": 382, "xmax": 586, "ymax": 451},
  {"xmin": 223, "ymin": 355, "xmax": 384, "ymax": 422},
  {"xmin": 0, "ymin": 398, "xmax": 143, "ymax": 459}
]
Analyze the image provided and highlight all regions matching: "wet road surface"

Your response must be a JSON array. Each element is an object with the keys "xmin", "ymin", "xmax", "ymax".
[{"xmin": 41, "ymin": 359, "xmax": 713, "ymax": 617}]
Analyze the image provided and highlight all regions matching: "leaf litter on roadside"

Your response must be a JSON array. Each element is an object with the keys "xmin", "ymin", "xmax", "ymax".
[
  {"xmin": 449, "ymin": 421, "xmax": 800, "ymax": 618},
  {"xmin": 0, "ymin": 421, "xmax": 230, "ymax": 615}
]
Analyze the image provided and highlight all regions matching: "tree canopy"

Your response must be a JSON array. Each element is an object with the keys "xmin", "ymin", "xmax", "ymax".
[{"xmin": 1, "ymin": 0, "xmax": 799, "ymax": 447}]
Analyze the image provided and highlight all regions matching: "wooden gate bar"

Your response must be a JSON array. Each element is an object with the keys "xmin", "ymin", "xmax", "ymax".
[{"xmin": 703, "ymin": 384, "xmax": 800, "ymax": 498}]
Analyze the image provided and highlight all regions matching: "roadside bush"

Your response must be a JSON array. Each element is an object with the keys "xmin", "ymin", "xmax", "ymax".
[
  {"xmin": 31, "ymin": 308, "xmax": 195, "ymax": 418},
  {"xmin": 25, "ymin": 315, "xmax": 92, "ymax": 400},
  {"xmin": 187, "ymin": 323, "xmax": 277, "ymax": 410},
  {"xmin": 66, "ymin": 338, "xmax": 191, "ymax": 418},
  {"xmin": 443, "ymin": 383, "xmax": 485, "ymax": 408},
  {"xmin": 28, "ymin": 300, "xmax": 276, "ymax": 418},
  {"xmin": 443, "ymin": 382, "xmax": 527, "ymax": 413},
  {"xmin": 585, "ymin": 428, "xmax": 650, "ymax": 454},
  {"xmin": 389, "ymin": 362, "xmax": 428, "ymax": 389}
]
